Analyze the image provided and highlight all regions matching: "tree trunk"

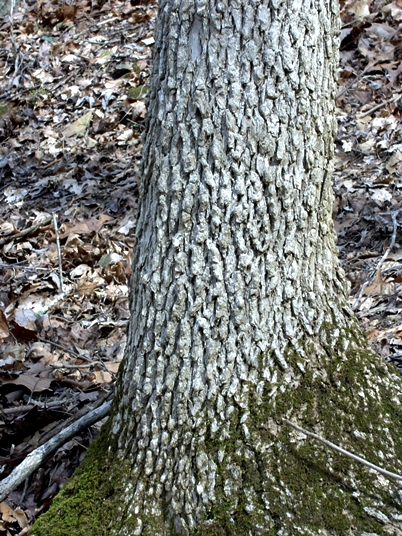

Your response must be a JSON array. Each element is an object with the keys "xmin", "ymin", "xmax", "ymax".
[{"xmin": 31, "ymin": 0, "xmax": 402, "ymax": 534}]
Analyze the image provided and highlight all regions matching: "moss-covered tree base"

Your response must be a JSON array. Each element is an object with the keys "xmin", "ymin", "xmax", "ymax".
[{"xmin": 30, "ymin": 324, "xmax": 402, "ymax": 536}]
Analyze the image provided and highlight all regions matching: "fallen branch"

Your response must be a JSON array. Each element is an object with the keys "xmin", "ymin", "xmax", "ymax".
[
  {"xmin": 52, "ymin": 213, "xmax": 64, "ymax": 293},
  {"xmin": 359, "ymin": 92, "xmax": 402, "ymax": 119},
  {"xmin": 0, "ymin": 263, "xmax": 49, "ymax": 271},
  {"xmin": 0, "ymin": 216, "xmax": 52, "ymax": 246},
  {"xmin": 353, "ymin": 209, "xmax": 401, "ymax": 310},
  {"xmin": 284, "ymin": 419, "xmax": 402, "ymax": 482},
  {"xmin": 336, "ymin": 59, "xmax": 381, "ymax": 99},
  {"xmin": 2, "ymin": 400, "xmax": 65, "ymax": 415},
  {"xmin": 0, "ymin": 400, "xmax": 112, "ymax": 502},
  {"xmin": 39, "ymin": 337, "xmax": 115, "ymax": 376},
  {"xmin": 38, "ymin": 337, "xmax": 93, "ymax": 362}
]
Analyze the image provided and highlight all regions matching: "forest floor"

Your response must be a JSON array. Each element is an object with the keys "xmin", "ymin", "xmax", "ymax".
[{"xmin": 1, "ymin": 0, "xmax": 402, "ymax": 533}]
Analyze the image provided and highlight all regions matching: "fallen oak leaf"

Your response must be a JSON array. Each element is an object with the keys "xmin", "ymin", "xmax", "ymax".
[
  {"xmin": 62, "ymin": 111, "xmax": 93, "ymax": 138},
  {"xmin": 0, "ymin": 374, "xmax": 52, "ymax": 393},
  {"xmin": 9, "ymin": 320, "xmax": 37, "ymax": 342},
  {"xmin": 0, "ymin": 216, "xmax": 52, "ymax": 246},
  {"xmin": 13, "ymin": 507, "xmax": 28, "ymax": 529},
  {"xmin": 60, "ymin": 214, "xmax": 114, "ymax": 238},
  {"xmin": 0, "ymin": 310, "xmax": 9, "ymax": 340},
  {"xmin": 13, "ymin": 308, "xmax": 37, "ymax": 332},
  {"xmin": 0, "ymin": 501, "xmax": 15, "ymax": 523}
]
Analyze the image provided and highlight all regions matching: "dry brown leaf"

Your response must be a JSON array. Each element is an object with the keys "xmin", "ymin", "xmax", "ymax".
[
  {"xmin": 62, "ymin": 111, "xmax": 93, "ymax": 138},
  {"xmin": 28, "ymin": 431, "xmax": 42, "ymax": 448},
  {"xmin": 92, "ymin": 370, "xmax": 113, "ymax": 383},
  {"xmin": 367, "ymin": 22, "xmax": 395, "ymax": 40},
  {"xmin": 0, "ymin": 221, "xmax": 14, "ymax": 237},
  {"xmin": 29, "ymin": 341, "xmax": 55, "ymax": 364},
  {"xmin": 366, "ymin": 328, "xmax": 381, "ymax": 341},
  {"xmin": 2, "ymin": 373, "xmax": 52, "ymax": 393},
  {"xmin": 0, "ymin": 502, "xmax": 15, "ymax": 523},
  {"xmin": 383, "ymin": 2, "xmax": 402, "ymax": 20},
  {"xmin": 106, "ymin": 362, "xmax": 121, "ymax": 374},
  {"xmin": 75, "ymin": 279, "xmax": 101, "ymax": 296},
  {"xmin": 0, "ymin": 309, "xmax": 9, "ymax": 339},
  {"xmin": 14, "ymin": 308, "xmax": 37, "ymax": 331},
  {"xmin": 348, "ymin": 0, "xmax": 370, "ymax": 18},
  {"xmin": 69, "ymin": 264, "xmax": 91, "ymax": 279},
  {"xmin": 3, "ymin": 343, "xmax": 25, "ymax": 362},
  {"xmin": 60, "ymin": 215, "xmax": 113, "ymax": 238}
]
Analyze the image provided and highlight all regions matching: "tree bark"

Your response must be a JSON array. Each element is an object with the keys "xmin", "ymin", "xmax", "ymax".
[{"xmin": 30, "ymin": 0, "xmax": 402, "ymax": 534}]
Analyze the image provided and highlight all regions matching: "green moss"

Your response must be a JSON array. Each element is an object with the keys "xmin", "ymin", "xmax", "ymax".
[
  {"xmin": 30, "ymin": 413, "xmax": 171, "ymax": 536},
  {"xmin": 0, "ymin": 102, "xmax": 10, "ymax": 116},
  {"xmin": 127, "ymin": 85, "xmax": 149, "ymax": 101},
  {"xmin": 195, "ymin": 323, "xmax": 402, "ymax": 534},
  {"xmin": 30, "ymin": 321, "xmax": 402, "ymax": 535},
  {"xmin": 29, "ymin": 425, "xmax": 118, "ymax": 536},
  {"xmin": 28, "ymin": 88, "xmax": 48, "ymax": 105}
]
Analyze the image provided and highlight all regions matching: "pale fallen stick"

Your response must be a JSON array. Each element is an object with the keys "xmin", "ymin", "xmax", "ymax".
[
  {"xmin": 2, "ymin": 400, "xmax": 65, "ymax": 415},
  {"xmin": 0, "ymin": 264, "xmax": 49, "ymax": 271},
  {"xmin": 337, "ymin": 59, "xmax": 381, "ymax": 99},
  {"xmin": 39, "ymin": 337, "xmax": 115, "ymax": 375},
  {"xmin": 0, "ymin": 216, "xmax": 52, "ymax": 246},
  {"xmin": 97, "ymin": 16, "xmax": 120, "ymax": 26},
  {"xmin": 359, "ymin": 93, "xmax": 401, "ymax": 119},
  {"xmin": 353, "ymin": 209, "xmax": 401, "ymax": 311},
  {"xmin": 284, "ymin": 419, "xmax": 402, "ymax": 482},
  {"xmin": 0, "ymin": 400, "xmax": 112, "ymax": 502},
  {"xmin": 53, "ymin": 213, "xmax": 64, "ymax": 293}
]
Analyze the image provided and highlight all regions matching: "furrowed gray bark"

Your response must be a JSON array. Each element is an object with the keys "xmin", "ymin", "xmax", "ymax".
[{"xmin": 30, "ymin": 0, "xmax": 402, "ymax": 535}]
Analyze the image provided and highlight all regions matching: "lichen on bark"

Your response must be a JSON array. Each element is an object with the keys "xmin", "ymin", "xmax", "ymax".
[{"xmin": 29, "ymin": 0, "xmax": 402, "ymax": 534}]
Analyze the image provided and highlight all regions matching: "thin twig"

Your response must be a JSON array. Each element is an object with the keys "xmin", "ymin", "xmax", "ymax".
[
  {"xmin": 352, "ymin": 281, "xmax": 369, "ymax": 312},
  {"xmin": 0, "ymin": 216, "xmax": 52, "ymax": 246},
  {"xmin": 375, "ymin": 209, "xmax": 401, "ymax": 272},
  {"xmin": 0, "ymin": 400, "xmax": 112, "ymax": 502},
  {"xmin": 353, "ymin": 209, "xmax": 401, "ymax": 310},
  {"xmin": 38, "ymin": 337, "xmax": 115, "ymax": 375},
  {"xmin": 337, "ymin": 59, "xmax": 381, "ymax": 99},
  {"xmin": 52, "ymin": 214, "xmax": 64, "ymax": 293},
  {"xmin": 38, "ymin": 337, "xmax": 85, "ymax": 361},
  {"xmin": 0, "ymin": 263, "xmax": 49, "ymax": 271},
  {"xmin": 9, "ymin": 0, "xmax": 16, "ymax": 59},
  {"xmin": 20, "ymin": 476, "xmax": 29, "ymax": 503},
  {"xmin": 359, "ymin": 93, "xmax": 402, "ymax": 119},
  {"xmin": 284, "ymin": 419, "xmax": 402, "ymax": 482},
  {"xmin": 37, "ymin": 390, "xmax": 112, "ymax": 447},
  {"xmin": 51, "ymin": 362, "xmax": 114, "ymax": 371},
  {"xmin": 53, "ymin": 72, "xmax": 75, "ymax": 91},
  {"xmin": 2, "ymin": 400, "xmax": 66, "ymax": 415},
  {"xmin": 96, "ymin": 16, "xmax": 120, "ymax": 26}
]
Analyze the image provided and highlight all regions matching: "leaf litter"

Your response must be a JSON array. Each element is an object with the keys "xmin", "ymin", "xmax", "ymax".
[
  {"xmin": 336, "ymin": 0, "xmax": 402, "ymax": 371},
  {"xmin": 1, "ymin": 0, "xmax": 402, "ymax": 532},
  {"xmin": 0, "ymin": 0, "xmax": 155, "ymax": 532}
]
